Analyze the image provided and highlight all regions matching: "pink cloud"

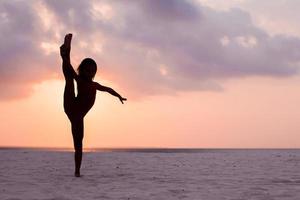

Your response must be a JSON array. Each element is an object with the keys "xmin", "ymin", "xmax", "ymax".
[{"xmin": 0, "ymin": 0, "xmax": 300, "ymax": 100}]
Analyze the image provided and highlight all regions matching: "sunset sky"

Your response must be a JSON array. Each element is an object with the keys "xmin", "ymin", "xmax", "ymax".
[{"xmin": 1, "ymin": 0, "xmax": 300, "ymax": 148}]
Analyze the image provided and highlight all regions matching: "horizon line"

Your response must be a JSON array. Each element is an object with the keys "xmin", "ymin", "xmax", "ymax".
[{"xmin": 1, "ymin": 146, "xmax": 300, "ymax": 151}]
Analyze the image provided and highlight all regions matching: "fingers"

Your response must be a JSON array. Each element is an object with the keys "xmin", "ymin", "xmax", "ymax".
[{"xmin": 119, "ymin": 97, "xmax": 126, "ymax": 104}]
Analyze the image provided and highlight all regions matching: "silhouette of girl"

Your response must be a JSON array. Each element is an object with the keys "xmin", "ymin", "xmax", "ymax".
[{"xmin": 60, "ymin": 33, "xmax": 126, "ymax": 177}]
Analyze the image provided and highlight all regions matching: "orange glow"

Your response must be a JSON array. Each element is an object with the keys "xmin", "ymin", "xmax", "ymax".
[{"xmin": 1, "ymin": 76, "xmax": 300, "ymax": 148}]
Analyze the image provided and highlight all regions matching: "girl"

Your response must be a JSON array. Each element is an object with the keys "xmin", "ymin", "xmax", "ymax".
[{"xmin": 60, "ymin": 33, "xmax": 127, "ymax": 177}]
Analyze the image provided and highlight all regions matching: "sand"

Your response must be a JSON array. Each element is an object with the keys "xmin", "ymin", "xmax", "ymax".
[{"xmin": 0, "ymin": 149, "xmax": 300, "ymax": 200}]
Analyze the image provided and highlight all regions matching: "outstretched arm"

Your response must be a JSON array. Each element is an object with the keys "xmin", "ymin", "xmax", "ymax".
[
  {"xmin": 95, "ymin": 83, "xmax": 127, "ymax": 104},
  {"xmin": 60, "ymin": 33, "xmax": 78, "ymax": 81}
]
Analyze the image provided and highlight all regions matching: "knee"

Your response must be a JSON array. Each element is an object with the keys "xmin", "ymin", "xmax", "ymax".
[
  {"xmin": 70, "ymin": 116, "xmax": 83, "ymax": 124},
  {"xmin": 64, "ymin": 108, "xmax": 71, "ymax": 118}
]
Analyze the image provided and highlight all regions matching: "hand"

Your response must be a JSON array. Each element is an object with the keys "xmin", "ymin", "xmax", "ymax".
[{"xmin": 119, "ymin": 97, "xmax": 127, "ymax": 104}]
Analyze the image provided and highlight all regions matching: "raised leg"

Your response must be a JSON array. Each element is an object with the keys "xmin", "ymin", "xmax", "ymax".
[
  {"xmin": 61, "ymin": 33, "xmax": 76, "ymax": 116},
  {"xmin": 63, "ymin": 78, "xmax": 75, "ymax": 116},
  {"xmin": 71, "ymin": 118, "xmax": 84, "ymax": 177}
]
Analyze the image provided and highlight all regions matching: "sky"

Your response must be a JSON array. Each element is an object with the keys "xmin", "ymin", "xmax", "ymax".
[{"xmin": 1, "ymin": 0, "xmax": 300, "ymax": 148}]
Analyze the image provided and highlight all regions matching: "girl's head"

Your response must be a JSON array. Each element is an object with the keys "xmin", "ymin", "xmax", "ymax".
[{"xmin": 77, "ymin": 58, "xmax": 97, "ymax": 81}]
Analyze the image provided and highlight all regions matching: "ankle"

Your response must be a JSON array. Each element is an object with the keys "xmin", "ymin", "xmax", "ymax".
[{"xmin": 75, "ymin": 171, "xmax": 80, "ymax": 177}]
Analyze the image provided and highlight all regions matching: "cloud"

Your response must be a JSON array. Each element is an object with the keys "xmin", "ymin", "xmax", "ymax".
[
  {"xmin": 199, "ymin": 0, "xmax": 300, "ymax": 36},
  {"xmin": 0, "ymin": 0, "xmax": 300, "ymax": 100},
  {"xmin": 0, "ymin": 1, "xmax": 60, "ymax": 100}
]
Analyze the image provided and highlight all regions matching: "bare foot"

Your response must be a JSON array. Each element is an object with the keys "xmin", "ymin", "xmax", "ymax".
[
  {"xmin": 75, "ymin": 172, "xmax": 81, "ymax": 177},
  {"xmin": 64, "ymin": 33, "xmax": 72, "ymax": 48}
]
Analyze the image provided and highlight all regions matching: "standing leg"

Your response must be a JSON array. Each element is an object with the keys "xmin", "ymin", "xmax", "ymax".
[
  {"xmin": 71, "ymin": 118, "xmax": 84, "ymax": 177},
  {"xmin": 63, "ymin": 72, "xmax": 80, "ymax": 177}
]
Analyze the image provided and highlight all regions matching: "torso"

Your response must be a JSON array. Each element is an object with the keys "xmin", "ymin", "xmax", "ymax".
[{"xmin": 75, "ymin": 78, "xmax": 97, "ymax": 117}]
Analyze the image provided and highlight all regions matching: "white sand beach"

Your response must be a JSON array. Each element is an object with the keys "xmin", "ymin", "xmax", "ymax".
[{"xmin": 0, "ymin": 149, "xmax": 300, "ymax": 200}]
